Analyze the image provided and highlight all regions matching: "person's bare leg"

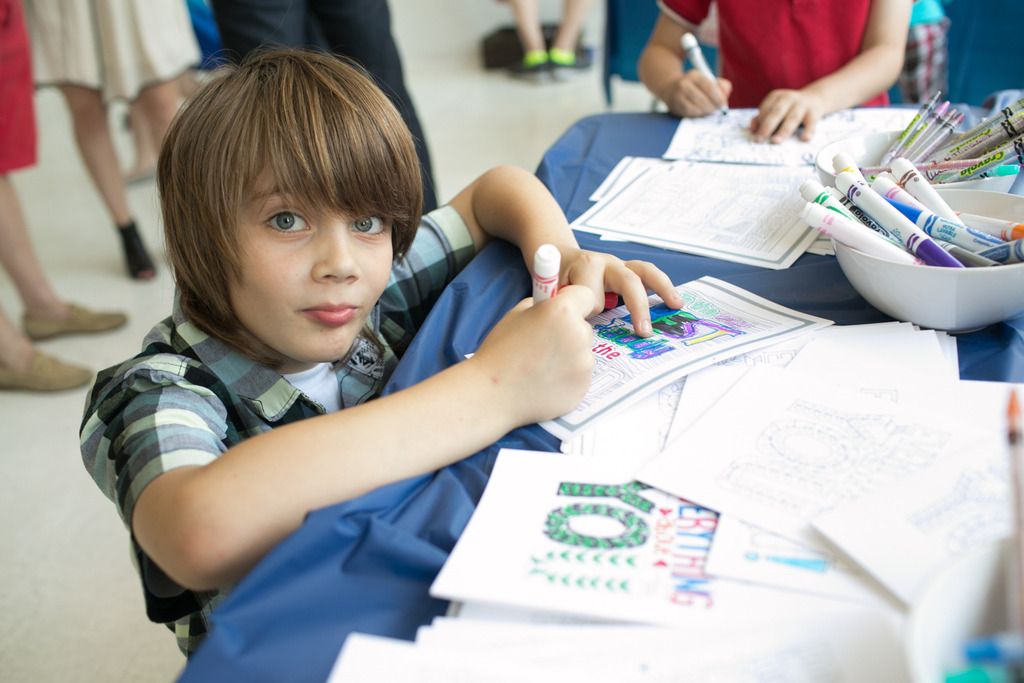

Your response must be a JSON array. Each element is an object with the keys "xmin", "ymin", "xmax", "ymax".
[
  {"xmin": 552, "ymin": 0, "xmax": 595, "ymax": 52},
  {"xmin": 506, "ymin": 0, "xmax": 546, "ymax": 53},
  {"xmin": 134, "ymin": 78, "xmax": 182, "ymax": 160},
  {"xmin": 0, "ymin": 176, "xmax": 68, "ymax": 320},
  {"xmin": 59, "ymin": 84, "xmax": 154, "ymax": 278},
  {"xmin": 177, "ymin": 69, "xmax": 200, "ymax": 99},
  {"xmin": 57, "ymin": 84, "xmax": 133, "ymax": 226},
  {"xmin": 125, "ymin": 103, "xmax": 157, "ymax": 182}
]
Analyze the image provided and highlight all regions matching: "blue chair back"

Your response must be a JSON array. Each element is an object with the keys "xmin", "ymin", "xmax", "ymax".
[
  {"xmin": 603, "ymin": 0, "xmax": 718, "ymax": 105},
  {"xmin": 945, "ymin": 0, "xmax": 1024, "ymax": 106}
]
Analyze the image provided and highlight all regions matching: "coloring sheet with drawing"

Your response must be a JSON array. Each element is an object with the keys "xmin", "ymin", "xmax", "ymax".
[
  {"xmin": 705, "ymin": 515, "xmax": 892, "ymax": 608},
  {"xmin": 431, "ymin": 450, "xmax": 844, "ymax": 628},
  {"xmin": 815, "ymin": 380, "xmax": 1015, "ymax": 604},
  {"xmin": 573, "ymin": 162, "xmax": 816, "ymax": 269},
  {"xmin": 639, "ymin": 365, "xmax": 968, "ymax": 548},
  {"xmin": 663, "ymin": 108, "xmax": 915, "ymax": 166},
  {"xmin": 540, "ymin": 277, "xmax": 831, "ymax": 442}
]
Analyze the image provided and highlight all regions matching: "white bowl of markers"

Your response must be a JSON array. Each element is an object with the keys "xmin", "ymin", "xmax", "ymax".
[
  {"xmin": 829, "ymin": 188, "xmax": 1024, "ymax": 332},
  {"xmin": 815, "ymin": 131, "xmax": 1018, "ymax": 194}
]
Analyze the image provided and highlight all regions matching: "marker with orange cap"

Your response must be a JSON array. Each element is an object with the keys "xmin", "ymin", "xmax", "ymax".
[{"xmin": 956, "ymin": 212, "xmax": 1024, "ymax": 242}]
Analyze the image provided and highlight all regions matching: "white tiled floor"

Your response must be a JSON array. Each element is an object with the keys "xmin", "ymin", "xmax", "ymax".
[{"xmin": 0, "ymin": 1, "xmax": 652, "ymax": 680}]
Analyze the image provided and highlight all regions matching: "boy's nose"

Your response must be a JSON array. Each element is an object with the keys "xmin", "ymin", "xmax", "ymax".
[{"xmin": 312, "ymin": 227, "xmax": 359, "ymax": 282}]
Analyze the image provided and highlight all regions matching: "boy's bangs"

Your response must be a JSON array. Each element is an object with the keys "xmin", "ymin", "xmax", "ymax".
[{"xmin": 244, "ymin": 55, "xmax": 421, "ymax": 233}]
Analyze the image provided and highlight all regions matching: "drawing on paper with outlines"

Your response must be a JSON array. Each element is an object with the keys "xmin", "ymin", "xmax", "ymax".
[
  {"xmin": 720, "ymin": 398, "xmax": 946, "ymax": 519},
  {"xmin": 664, "ymin": 108, "xmax": 916, "ymax": 166},
  {"xmin": 574, "ymin": 163, "xmax": 815, "ymax": 269}
]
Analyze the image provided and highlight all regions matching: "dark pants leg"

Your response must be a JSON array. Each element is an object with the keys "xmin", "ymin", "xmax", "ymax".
[{"xmin": 210, "ymin": 0, "xmax": 438, "ymax": 212}]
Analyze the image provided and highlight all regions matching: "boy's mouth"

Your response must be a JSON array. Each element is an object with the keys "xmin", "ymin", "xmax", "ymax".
[{"xmin": 302, "ymin": 305, "xmax": 357, "ymax": 327}]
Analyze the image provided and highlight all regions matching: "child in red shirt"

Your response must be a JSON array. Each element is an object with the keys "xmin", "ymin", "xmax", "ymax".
[{"xmin": 640, "ymin": 0, "xmax": 911, "ymax": 143}]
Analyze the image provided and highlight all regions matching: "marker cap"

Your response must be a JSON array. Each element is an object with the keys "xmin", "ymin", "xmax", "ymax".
[
  {"xmin": 833, "ymin": 152, "xmax": 862, "ymax": 176},
  {"xmin": 533, "ymin": 244, "xmax": 560, "ymax": 278},
  {"xmin": 798, "ymin": 178, "xmax": 827, "ymax": 202}
]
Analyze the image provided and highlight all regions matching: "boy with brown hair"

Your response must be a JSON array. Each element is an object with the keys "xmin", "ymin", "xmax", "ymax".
[{"xmin": 80, "ymin": 49, "xmax": 681, "ymax": 654}]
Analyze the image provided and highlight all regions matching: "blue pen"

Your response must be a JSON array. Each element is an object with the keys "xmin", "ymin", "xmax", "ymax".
[
  {"xmin": 883, "ymin": 197, "xmax": 1005, "ymax": 252},
  {"xmin": 965, "ymin": 632, "xmax": 1024, "ymax": 665}
]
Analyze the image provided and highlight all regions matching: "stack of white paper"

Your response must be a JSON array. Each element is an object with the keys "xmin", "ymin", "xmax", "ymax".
[
  {"xmin": 329, "ymin": 611, "xmax": 910, "ymax": 682},
  {"xmin": 573, "ymin": 161, "xmax": 816, "ymax": 269}
]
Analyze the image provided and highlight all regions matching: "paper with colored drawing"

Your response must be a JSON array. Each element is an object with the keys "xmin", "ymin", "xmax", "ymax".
[
  {"xmin": 663, "ymin": 107, "xmax": 915, "ymax": 166},
  {"xmin": 431, "ymin": 449, "xmax": 846, "ymax": 627},
  {"xmin": 639, "ymin": 365, "xmax": 965, "ymax": 548},
  {"xmin": 705, "ymin": 515, "xmax": 893, "ymax": 607},
  {"xmin": 572, "ymin": 162, "xmax": 816, "ymax": 269},
  {"xmin": 814, "ymin": 380, "xmax": 1014, "ymax": 604},
  {"xmin": 541, "ymin": 277, "xmax": 831, "ymax": 442}
]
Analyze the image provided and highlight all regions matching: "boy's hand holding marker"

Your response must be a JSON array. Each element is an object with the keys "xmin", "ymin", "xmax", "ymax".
[
  {"xmin": 529, "ymin": 243, "xmax": 683, "ymax": 334},
  {"xmin": 676, "ymin": 33, "xmax": 730, "ymax": 117},
  {"xmin": 473, "ymin": 244, "xmax": 682, "ymax": 427}
]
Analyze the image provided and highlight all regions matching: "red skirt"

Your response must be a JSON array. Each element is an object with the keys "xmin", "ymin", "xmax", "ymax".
[{"xmin": 0, "ymin": 0, "xmax": 37, "ymax": 174}]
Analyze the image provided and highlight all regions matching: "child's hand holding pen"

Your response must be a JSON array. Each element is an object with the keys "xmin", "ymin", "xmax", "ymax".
[
  {"xmin": 664, "ymin": 70, "xmax": 733, "ymax": 119},
  {"xmin": 469, "ymin": 284, "xmax": 597, "ymax": 426}
]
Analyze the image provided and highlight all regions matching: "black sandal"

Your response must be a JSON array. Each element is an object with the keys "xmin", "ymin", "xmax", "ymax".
[{"xmin": 117, "ymin": 221, "xmax": 156, "ymax": 280}]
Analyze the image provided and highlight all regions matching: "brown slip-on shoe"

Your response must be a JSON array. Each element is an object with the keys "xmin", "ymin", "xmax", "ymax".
[
  {"xmin": 23, "ymin": 304, "xmax": 127, "ymax": 341},
  {"xmin": 0, "ymin": 351, "xmax": 92, "ymax": 391}
]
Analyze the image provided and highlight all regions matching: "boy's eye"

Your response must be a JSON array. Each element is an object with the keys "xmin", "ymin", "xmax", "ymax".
[
  {"xmin": 353, "ymin": 217, "xmax": 385, "ymax": 235},
  {"xmin": 269, "ymin": 211, "xmax": 306, "ymax": 232}
]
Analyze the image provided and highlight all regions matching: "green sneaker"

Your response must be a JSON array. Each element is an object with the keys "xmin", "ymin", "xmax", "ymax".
[
  {"xmin": 548, "ymin": 47, "xmax": 592, "ymax": 80},
  {"xmin": 509, "ymin": 49, "xmax": 549, "ymax": 80}
]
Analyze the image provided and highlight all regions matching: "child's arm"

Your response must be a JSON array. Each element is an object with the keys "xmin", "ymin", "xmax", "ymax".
[
  {"xmin": 638, "ymin": 14, "xmax": 733, "ymax": 118},
  {"xmin": 133, "ymin": 287, "xmax": 597, "ymax": 590},
  {"xmin": 131, "ymin": 167, "xmax": 681, "ymax": 591},
  {"xmin": 750, "ymin": 0, "xmax": 911, "ymax": 143},
  {"xmin": 447, "ymin": 165, "xmax": 683, "ymax": 334}
]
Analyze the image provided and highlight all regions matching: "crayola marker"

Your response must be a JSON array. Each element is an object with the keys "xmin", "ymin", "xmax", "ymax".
[{"xmin": 834, "ymin": 170, "xmax": 963, "ymax": 267}]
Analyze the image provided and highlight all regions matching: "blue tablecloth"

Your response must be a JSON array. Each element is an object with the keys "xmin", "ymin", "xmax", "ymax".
[{"xmin": 182, "ymin": 105, "xmax": 1024, "ymax": 682}]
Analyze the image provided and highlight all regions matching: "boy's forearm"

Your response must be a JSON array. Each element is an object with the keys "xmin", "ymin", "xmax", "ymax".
[
  {"xmin": 801, "ymin": 43, "xmax": 906, "ymax": 114},
  {"xmin": 134, "ymin": 358, "xmax": 522, "ymax": 589},
  {"xmin": 450, "ymin": 165, "xmax": 580, "ymax": 265},
  {"xmin": 638, "ymin": 15, "xmax": 693, "ymax": 110},
  {"xmin": 639, "ymin": 45, "xmax": 687, "ymax": 109}
]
